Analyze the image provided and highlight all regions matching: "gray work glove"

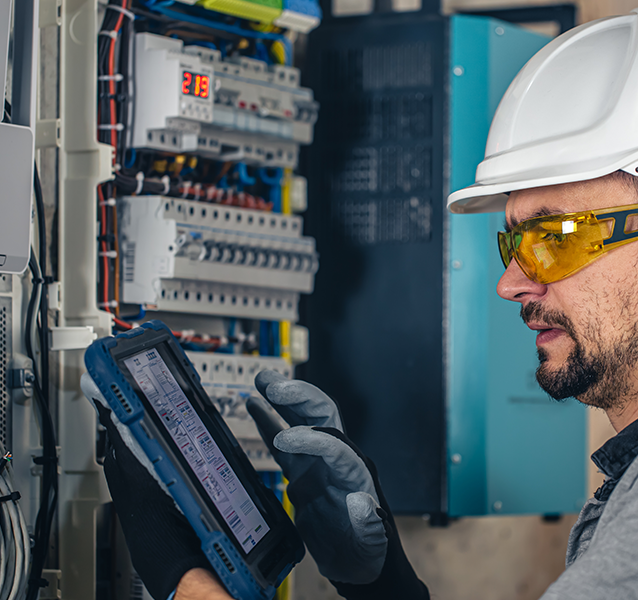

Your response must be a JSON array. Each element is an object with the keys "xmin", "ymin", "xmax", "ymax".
[{"xmin": 246, "ymin": 370, "xmax": 388, "ymax": 585}]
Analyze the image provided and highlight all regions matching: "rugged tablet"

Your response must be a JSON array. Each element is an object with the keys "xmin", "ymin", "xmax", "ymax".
[{"xmin": 83, "ymin": 320, "xmax": 304, "ymax": 600}]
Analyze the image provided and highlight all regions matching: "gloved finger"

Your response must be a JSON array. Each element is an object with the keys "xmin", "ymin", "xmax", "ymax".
[
  {"xmin": 273, "ymin": 426, "xmax": 377, "ymax": 500},
  {"xmin": 255, "ymin": 370, "xmax": 343, "ymax": 431},
  {"xmin": 245, "ymin": 396, "xmax": 297, "ymax": 476},
  {"xmin": 346, "ymin": 492, "xmax": 388, "ymax": 550}
]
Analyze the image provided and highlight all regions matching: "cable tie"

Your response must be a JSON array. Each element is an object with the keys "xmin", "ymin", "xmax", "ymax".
[
  {"xmin": 161, "ymin": 175, "xmax": 171, "ymax": 196},
  {"xmin": 181, "ymin": 181, "xmax": 192, "ymax": 199},
  {"xmin": 193, "ymin": 182, "xmax": 202, "ymax": 198},
  {"xmin": 99, "ymin": 197, "xmax": 117, "ymax": 207},
  {"xmin": 98, "ymin": 250, "xmax": 118, "ymax": 259},
  {"xmin": 98, "ymin": 30, "xmax": 118, "ymax": 40},
  {"xmin": 134, "ymin": 172, "xmax": 145, "ymax": 195},
  {"xmin": 98, "ymin": 74, "xmax": 124, "ymax": 82},
  {"xmin": 105, "ymin": 4, "xmax": 135, "ymax": 19},
  {"xmin": 0, "ymin": 491, "xmax": 21, "ymax": 504},
  {"xmin": 206, "ymin": 186, "xmax": 216, "ymax": 201},
  {"xmin": 98, "ymin": 300, "xmax": 119, "ymax": 308},
  {"xmin": 219, "ymin": 336, "xmax": 229, "ymax": 346},
  {"xmin": 98, "ymin": 123, "xmax": 124, "ymax": 131}
]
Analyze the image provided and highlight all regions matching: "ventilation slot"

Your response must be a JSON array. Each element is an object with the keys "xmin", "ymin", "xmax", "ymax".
[
  {"xmin": 110, "ymin": 384, "xmax": 133, "ymax": 414},
  {"xmin": 214, "ymin": 543, "xmax": 236, "ymax": 573}
]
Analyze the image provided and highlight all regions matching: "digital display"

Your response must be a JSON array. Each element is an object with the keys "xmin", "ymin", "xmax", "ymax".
[
  {"xmin": 124, "ymin": 348, "xmax": 270, "ymax": 554},
  {"xmin": 182, "ymin": 71, "xmax": 210, "ymax": 98}
]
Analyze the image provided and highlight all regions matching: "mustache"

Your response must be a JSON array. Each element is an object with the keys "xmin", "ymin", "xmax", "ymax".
[{"xmin": 520, "ymin": 302, "xmax": 577, "ymax": 339}]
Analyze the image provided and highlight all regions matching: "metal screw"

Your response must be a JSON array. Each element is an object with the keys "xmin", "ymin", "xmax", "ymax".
[
  {"xmin": 495, "ymin": 26, "xmax": 505, "ymax": 36},
  {"xmin": 451, "ymin": 453, "xmax": 462, "ymax": 464},
  {"xmin": 493, "ymin": 501, "xmax": 503, "ymax": 512},
  {"xmin": 452, "ymin": 260, "xmax": 463, "ymax": 270},
  {"xmin": 453, "ymin": 66, "xmax": 464, "ymax": 77}
]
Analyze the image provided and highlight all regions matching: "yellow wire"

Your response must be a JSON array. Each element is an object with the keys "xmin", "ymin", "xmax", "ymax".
[
  {"xmin": 275, "ymin": 169, "xmax": 295, "ymax": 600},
  {"xmin": 270, "ymin": 40, "xmax": 287, "ymax": 65}
]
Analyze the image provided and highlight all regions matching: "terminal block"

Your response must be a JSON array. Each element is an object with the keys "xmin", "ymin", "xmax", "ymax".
[
  {"xmin": 132, "ymin": 33, "xmax": 318, "ymax": 167},
  {"xmin": 197, "ymin": 0, "xmax": 322, "ymax": 34},
  {"xmin": 119, "ymin": 196, "xmax": 319, "ymax": 321},
  {"xmin": 186, "ymin": 352, "xmax": 292, "ymax": 471}
]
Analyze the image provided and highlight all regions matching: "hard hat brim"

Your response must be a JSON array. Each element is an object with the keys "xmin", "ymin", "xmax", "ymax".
[{"xmin": 447, "ymin": 151, "xmax": 638, "ymax": 214}]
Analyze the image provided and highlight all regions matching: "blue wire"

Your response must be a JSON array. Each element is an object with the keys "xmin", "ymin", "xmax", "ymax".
[
  {"xmin": 258, "ymin": 167, "xmax": 283, "ymax": 212},
  {"xmin": 122, "ymin": 305, "xmax": 146, "ymax": 321},
  {"xmin": 271, "ymin": 321, "xmax": 280, "ymax": 356},
  {"xmin": 259, "ymin": 321, "xmax": 270, "ymax": 356},
  {"xmin": 234, "ymin": 163, "xmax": 256, "ymax": 192},
  {"xmin": 145, "ymin": 2, "xmax": 288, "ymax": 41},
  {"xmin": 124, "ymin": 148, "xmax": 137, "ymax": 170}
]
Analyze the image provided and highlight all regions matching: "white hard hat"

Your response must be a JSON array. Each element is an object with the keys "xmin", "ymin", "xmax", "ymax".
[{"xmin": 448, "ymin": 9, "xmax": 638, "ymax": 214}]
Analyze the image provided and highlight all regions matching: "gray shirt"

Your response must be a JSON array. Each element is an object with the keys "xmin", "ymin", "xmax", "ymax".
[{"xmin": 541, "ymin": 418, "xmax": 638, "ymax": 599}]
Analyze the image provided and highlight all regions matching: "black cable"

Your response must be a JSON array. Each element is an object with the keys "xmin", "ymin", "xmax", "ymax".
[{"xmin": 25, "ymin": 168, "xmax": 59, "ymax": 599}]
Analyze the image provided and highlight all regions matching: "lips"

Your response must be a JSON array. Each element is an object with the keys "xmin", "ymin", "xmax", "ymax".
[{"xmin": 526, "ymin": 323, "xmax": 566, "ymax": 346}]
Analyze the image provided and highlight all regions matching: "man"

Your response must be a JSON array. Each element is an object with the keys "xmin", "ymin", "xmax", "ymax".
[{"xmin": 95, "ymin": 8, "xmax": 638, "ymax": 600}]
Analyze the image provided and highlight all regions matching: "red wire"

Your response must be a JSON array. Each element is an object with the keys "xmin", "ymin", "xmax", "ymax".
[
  {"xmin": 107, "ymin": 0, "xmax": 127, "ymax": 153},
  {"xmin": 112, "ymin": 316, "xmax": 224, "ymax": 347}
]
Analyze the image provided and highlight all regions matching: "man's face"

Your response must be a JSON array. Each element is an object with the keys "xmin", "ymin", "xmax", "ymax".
[{"xmin": 497, "ymin": 175, "xmax": 638, "ymax": 413}]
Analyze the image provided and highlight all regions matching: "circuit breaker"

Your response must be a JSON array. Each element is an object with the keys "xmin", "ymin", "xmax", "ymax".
[
  {"xmin": 301, "ymin": 13, "xmax": 587, "ymax": 518},
  {"xmin": 133, "ymin": 32, "xmax": 318, "ymax": 166},
  {"xmin": 119, "ymin": 196, "xmax": 318, "ymax": 320}
]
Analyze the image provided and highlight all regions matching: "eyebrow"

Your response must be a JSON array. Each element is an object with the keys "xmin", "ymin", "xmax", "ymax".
[{"xmin": 503, "ymin": 207, "xmax": 562, "ymax": 233}]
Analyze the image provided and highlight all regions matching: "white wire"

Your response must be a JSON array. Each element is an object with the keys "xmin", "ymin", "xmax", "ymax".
[{"xmin": 0, "ymin": 448, "xmax": 30, "ymax": 600}]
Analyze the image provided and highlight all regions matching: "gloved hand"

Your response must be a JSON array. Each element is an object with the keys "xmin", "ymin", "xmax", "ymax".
[
  {"xmin": 80, "ymin": 373, "xmax": 224, "ymax": 600},
  {"xmin": 246, "ymin": 370, "xmax": 388, "ymax": 585}
]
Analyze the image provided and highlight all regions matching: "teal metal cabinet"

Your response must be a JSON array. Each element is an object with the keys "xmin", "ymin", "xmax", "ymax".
[{"xmin": 448, "ymin": 16, "xmax": 587, "ymax": 517}]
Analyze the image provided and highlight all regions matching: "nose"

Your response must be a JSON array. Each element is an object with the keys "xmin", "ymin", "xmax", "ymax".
[{"xmin": 497, "ymin": 259, "xmax": 548, "ymax": 303}]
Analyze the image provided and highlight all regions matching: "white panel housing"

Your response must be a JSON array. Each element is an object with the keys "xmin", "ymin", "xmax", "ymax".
[{"xmin": 119, "ymin": 196, "xmax": 318, "ymax": 320}]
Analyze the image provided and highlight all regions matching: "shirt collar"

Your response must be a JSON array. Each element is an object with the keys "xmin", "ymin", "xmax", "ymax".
[{"xmin": 591, "ymin": 417, "xmax": 638, "ymax": 481}]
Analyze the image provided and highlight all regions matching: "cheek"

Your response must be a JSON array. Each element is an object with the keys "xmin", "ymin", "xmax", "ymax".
[{"xmin": 558, "ymin": 251, "xmax": 638, "ymax": 342}]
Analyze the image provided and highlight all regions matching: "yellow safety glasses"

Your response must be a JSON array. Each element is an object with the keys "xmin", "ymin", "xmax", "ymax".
[{"xmin": 497, "ymin": 203, "xmax": 638, "ymax": 284}]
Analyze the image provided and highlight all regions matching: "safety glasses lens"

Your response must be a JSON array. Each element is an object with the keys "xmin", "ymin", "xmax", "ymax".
[{"xmin": 502, "ymin": 215, "xmax": 606, "ymax": 284}]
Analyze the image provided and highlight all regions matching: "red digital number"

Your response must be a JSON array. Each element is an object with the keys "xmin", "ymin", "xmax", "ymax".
[
  {"xmin": 182, "ymin": 71, "xmax": 192, "ymax": 95},
  {"xmin": 194, "ymin": 74, "xmax": 201, "ymax": 97},
  {"xmin": 200, "ymin": 76, "xmax": 210, "ymax": 99}
]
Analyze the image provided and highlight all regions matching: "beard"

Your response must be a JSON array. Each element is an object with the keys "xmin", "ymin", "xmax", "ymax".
[{"xmin": 521, "ymin": 302, "xmax": 638, "ymax": 411}]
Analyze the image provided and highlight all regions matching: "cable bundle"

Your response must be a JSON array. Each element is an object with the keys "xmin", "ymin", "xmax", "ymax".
[{"xmin": 0, "ymin": 450, "xmax": 30, "ymax": 600}]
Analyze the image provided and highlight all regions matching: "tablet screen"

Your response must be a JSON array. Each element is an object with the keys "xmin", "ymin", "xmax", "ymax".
[{"xmin": 123, "ymin": 348, "xmax": 270, "ymax": 554}]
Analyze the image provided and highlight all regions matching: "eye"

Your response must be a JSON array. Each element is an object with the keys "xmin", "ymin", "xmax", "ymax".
[{"xmin": 541, "ymin": 232, "xmax": 567, "ymax": 244}]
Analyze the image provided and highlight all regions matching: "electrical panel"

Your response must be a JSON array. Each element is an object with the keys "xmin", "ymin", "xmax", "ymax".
[
  {"xmin": 301, "ymin": 13, "xmax": 587, "ymax": 518},
  {"xmin": 47, "ymin": 0, "xmax": 322, "ymax": 595},
  {"xmin": 133, "ymin": 33, "xmax": 318, "ymax": 167},
  {"xmin": 119, "ymin": 195, "xmax": 318, "ymax": 320},
  {"xmin": 187, "ymin": 352, "xmax": 291, "ymax": 470}
]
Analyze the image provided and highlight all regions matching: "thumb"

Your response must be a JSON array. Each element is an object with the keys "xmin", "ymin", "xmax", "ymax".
[{"xmin": 346, "ymin": 492, "xmax": 388, "ymax": 551}]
